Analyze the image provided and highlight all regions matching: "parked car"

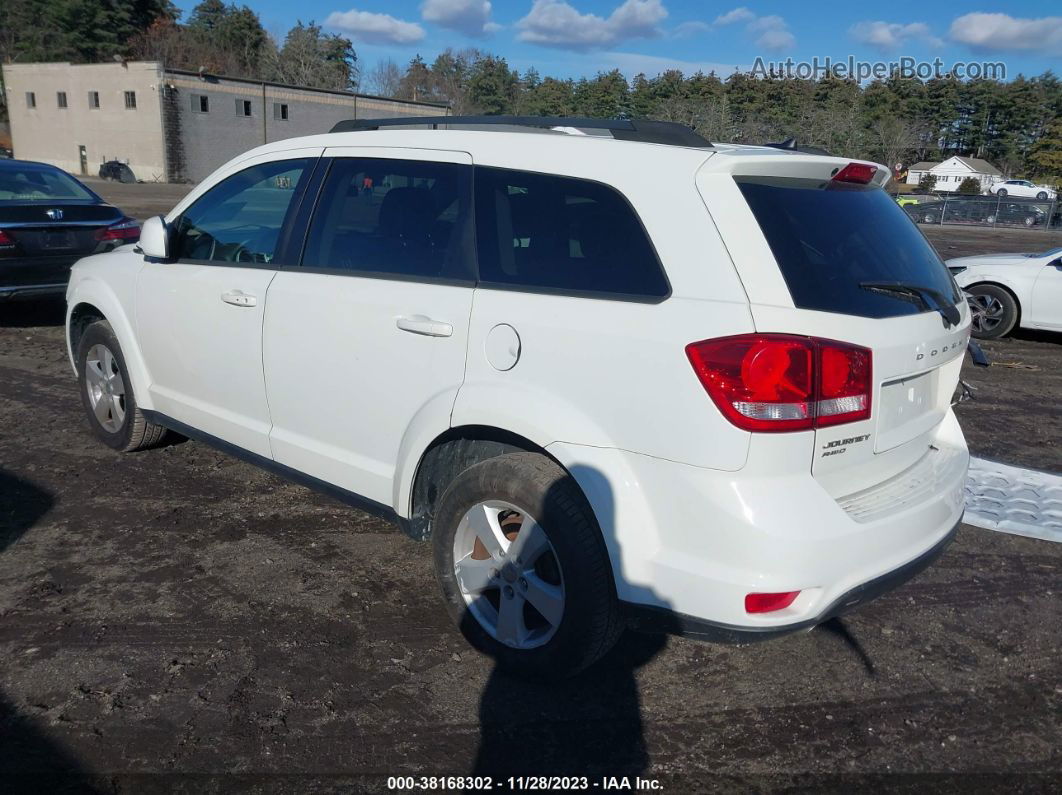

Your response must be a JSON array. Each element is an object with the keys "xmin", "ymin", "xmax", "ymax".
[
  {"xmin": 0, "ymin": 146, "xmax": 13, "ymax": 159},
  {"xmin": 0, "ymin": 159, "xmax": 140, "ymax": 300},
  {"xmin": 986, "ymin": 201, "xmax": 1048, "ymax": 227},
  {"xmin": 990, "ymin": 179, "xmax": 1056, "ymax": 200},
  {"xmin": 98, "ymin": 160, "xmax": 137, "ymax": 183},
  {"xmin": 64, "ymin": 117, "xmax": 971, "ymax": 678},
  {"xmin": 948, "ymin": 247, "xmax": 1062, "ymax": 338}
]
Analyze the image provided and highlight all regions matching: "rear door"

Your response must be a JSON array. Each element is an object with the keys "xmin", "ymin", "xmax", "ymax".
[
  {"xmin": 262, "ymin": 148, "xmax": 475, "ymax": 506},
  {"xmin": 698, "ymin": 157, "xmax": 971, "ymax": 496}
]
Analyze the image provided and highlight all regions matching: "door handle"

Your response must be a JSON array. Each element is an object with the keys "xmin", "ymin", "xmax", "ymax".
[
  {"xmin": 221, "ymin": 290, "xmax": 257, "ymax": 307},
  {"xmin": 396, "ymin": 315, "xmax": 453, "ymax": 337}
]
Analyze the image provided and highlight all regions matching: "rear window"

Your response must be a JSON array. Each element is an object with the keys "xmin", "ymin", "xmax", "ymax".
[
  {"xmin": 737, "ymin": 176, "xmax": 959, "ymax": 318},
  {"xmin": 0, "ymin": 164, "xmax": 96, "ymax": 203}
]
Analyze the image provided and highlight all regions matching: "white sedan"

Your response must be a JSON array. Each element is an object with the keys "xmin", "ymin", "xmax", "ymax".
[
  {"xmin": 948, "ymin": 247, "xmax": 1062, "ymax": 338},
  {"xmin": 990, "ymin": 179, "xmax": 1056, "ymax": 200}
]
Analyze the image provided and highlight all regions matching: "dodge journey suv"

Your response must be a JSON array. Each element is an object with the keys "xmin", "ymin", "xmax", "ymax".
[{"xmin": 65, "ymin": 116, "xmax": 970, "ymax": 678}]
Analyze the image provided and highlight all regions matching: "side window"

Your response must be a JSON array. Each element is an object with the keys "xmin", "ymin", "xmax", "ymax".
[
  {"xmin": 173, "ymin": 158, "xmax": 311, "ymax": 264},
  {"xmin": 301, "ymin": 158, "xmax": 474, "ymax": 281},
  {"xmin": 474, "ymin": 167, "xmax": 669, "ymax": 300}
]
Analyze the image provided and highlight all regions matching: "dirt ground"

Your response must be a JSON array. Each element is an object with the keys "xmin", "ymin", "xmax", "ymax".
[{"xmin": 1, "ymin": 192, "xmax": 1060, "ymax": 792}]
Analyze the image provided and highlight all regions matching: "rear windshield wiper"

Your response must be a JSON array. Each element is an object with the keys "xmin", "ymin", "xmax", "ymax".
[{"xmin": 859, "ymin": 281, "xmax": 961, "ymax": 328}]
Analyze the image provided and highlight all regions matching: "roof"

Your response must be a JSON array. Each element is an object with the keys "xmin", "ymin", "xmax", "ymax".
[
  {"xmin": 954, "ymin": 156, "xmax": 1001, "ymax": 175},
  {"xmin": 911, "ymin": 157, "xmax": 1001, "ymax": 175},
  {"xmin": 165, "ymin": 68, "xmax": 450, "ymax": 108}
]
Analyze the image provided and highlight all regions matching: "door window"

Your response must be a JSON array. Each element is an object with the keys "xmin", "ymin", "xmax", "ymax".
[
  {"xmin": 173, "ymin": 159, "xmax": 311, "ymax": 265},
  {"xmin": 301, "ymin": 158, "xmax": 474, "ymax": 282}
]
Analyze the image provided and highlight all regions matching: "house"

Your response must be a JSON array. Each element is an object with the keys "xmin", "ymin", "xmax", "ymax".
[
  {"xmin": 906, "ymin": 156, "xmax": 1002, "ymax": 193},
  {"xmin": 1, "ymin": 62, "xmax": 449, "ymax": 183}
]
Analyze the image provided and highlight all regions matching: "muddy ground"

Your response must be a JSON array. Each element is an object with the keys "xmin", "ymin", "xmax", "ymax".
[{"xmin": 1, "ymin": 190, "xmax": 1060, "ymax": 792}]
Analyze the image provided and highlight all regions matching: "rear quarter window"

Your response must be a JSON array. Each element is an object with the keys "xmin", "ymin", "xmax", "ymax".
[
  {"xmin": 737, "ymin": 176, "xmax": 959, "ymax": 319},
  {"xmin": 475, "ymin": 167, "xmax": 669, "ymax": 300}
]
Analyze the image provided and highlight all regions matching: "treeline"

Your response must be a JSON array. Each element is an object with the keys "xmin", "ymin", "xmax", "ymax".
[
  {"xmin": 1, "ymin": 0, "xmax": 1059, "ymax": 179},
  {"xmin": 0, "ymin": 0, "xmax": 358, "ymax": 92},
  {"xmin": 369, "ymin": 50, "xmax": 1061, "ymax": 180}
]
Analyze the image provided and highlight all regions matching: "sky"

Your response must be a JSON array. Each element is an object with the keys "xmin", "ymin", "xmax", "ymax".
[{"xmin": 172, "ymin": 0, "xmax": 1062, "ymax": 81}]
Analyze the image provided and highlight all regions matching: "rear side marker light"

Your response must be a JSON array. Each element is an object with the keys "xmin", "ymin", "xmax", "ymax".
[
  {"xmin": 0, "ymin": 230, "xmax": 14, "ymax": 248},
  {"xmin": 745, "ymin": 591, "xmax": 800, "ymax": 614},
  {"xmin": 686, "ymin": 334, "xmax": 872, "ymax": 432},
  {"xmin": 95, "ymin": 217, "xmax": 141, "ymax": 242},
  {"xmin": 832, "ymin": 162, "xmax": 877, "ymax": 184}
]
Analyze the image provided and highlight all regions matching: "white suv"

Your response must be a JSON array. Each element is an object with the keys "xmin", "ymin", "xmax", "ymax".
[{"xmin": 65, "ymin": 117, "xmax": 971, "ymax": 678}]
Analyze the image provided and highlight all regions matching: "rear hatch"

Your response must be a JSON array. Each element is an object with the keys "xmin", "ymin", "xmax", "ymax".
[{"xmin": 696, "ymin": 152, "xmax": 970, "ymax": 496}]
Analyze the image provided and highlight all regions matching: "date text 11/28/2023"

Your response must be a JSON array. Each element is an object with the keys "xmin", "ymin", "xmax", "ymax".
[{"xmin": 386, "ymin": 776, "xmax": 664, "ymax": 790}]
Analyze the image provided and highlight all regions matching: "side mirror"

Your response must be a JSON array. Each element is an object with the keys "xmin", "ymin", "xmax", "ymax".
[{"xmin": 138, "ymin": 215, "xmax": 170, "ymax": 260}]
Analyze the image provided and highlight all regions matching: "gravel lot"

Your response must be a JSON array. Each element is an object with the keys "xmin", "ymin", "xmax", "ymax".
[{"xmin": 1, "ymin": 183, "xmax": 1060, "ymax": 792}]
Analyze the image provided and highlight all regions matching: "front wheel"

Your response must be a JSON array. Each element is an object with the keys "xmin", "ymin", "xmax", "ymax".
[
  {"xmin": 77, "ymin": 320, "xmax": 168, "ymax": 451},
  {"xmin": 966, "ymin": 284, "xmax": 1018, "ymax": 340},
  {"xmin": 996, "ymin": 188, "xmax": 1008, "ymax": 197},
  {"xmin": 432, "ymin": 453, "xmax": 623, "ymax": 680}
]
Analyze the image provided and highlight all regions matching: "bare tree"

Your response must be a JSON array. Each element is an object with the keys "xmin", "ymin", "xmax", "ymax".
[
  {"xmin": 363, "ymin": 58, "xmax": 404, "ymax": 98},
  {"xmin": 868, "ymin": 116, "xmax": 926, "ymax": 171}
]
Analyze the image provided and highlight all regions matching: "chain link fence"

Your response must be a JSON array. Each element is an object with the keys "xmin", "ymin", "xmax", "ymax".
[{"xmin": 901, "ymin": 194, "xmax": 1059, "ymax": 231}]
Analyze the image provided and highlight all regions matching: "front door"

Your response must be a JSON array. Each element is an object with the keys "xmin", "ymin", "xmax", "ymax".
[
  {"xmin": 1028, "ymin": 257, "xmax": 1062, "ymax": 329},
  {"xmin": 135, "ymin": 152, "xmax": 318, "ymax": 457},
  {"xmin": 263, "ymin": 148, "xmax": 475, "ymax": 506}
]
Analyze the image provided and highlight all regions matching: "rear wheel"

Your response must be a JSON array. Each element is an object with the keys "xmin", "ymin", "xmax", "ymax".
[
  {"xmin": 77, "ymin": 320, "xmax": 167, "ymax": 451},
  {"xmin": 432, "ymin": 452, "xmax": 622, "ymax": 679},
  {"xmin": 1036, "ymin": 191, "xmax": 1048, "ymax": 200},
  {"xmin": 966, "ymin": 284, "xmax": 1018, "ymax": 340}
]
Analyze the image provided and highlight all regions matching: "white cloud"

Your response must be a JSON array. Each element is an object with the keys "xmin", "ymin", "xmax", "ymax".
[
  {"xmin": 325, "ymin": 9, "xmax": 426, "ymax": 44},
  {"xmin": 712, "ymin": 8, "xmax": 794, "ymax": 51},
  {"xmin": 849, "ymin": 21, "xmax": 942, "ymax": 53},
  {"xmin": 421, "ymin": 0, "xmax": 500, "ymax": 38},
  {"xmin": 949, "ymin": 12, "xmax": 1062, "ymax": 53},
  {"xmin": 714, "ymin": 7, "xmax": 754, "ymax": 27},
  {"xmin": 517, "ymin": 0, "xmax": 668, "ymax": 51},
  {"xmin": 673, "ymin": 20, "xmax": 711, "ymax": 38}
]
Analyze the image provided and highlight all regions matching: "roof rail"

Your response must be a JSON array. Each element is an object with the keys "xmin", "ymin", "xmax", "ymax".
[{"xmin": 329, "ymin": 115, "xmax": 712, "ymax": 147}]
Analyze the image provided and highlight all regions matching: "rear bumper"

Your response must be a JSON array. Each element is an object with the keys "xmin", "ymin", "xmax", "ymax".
[
  {"xmin": 622, "ymin": 519, "xmax": 958, "ymax": 642},
  {"xmin": 549, "ymin": 409, "xmax": 969, "ymax": 633},
  {"xmin": 0, "ymin": 282, "xmax": 68, "ymax": 300},
  {"xmin": 1, "ymin": 255, "xmax": 76, "ymax": 298}
]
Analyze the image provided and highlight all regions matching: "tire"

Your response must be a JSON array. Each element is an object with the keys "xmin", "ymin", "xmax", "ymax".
[
  {"xmin": 966, "ymin": 284, "xmax": 1018, "ymax": 340},
  {"xmin": 1036, "ymin": 191, "xmax": 1048, "ymax": 200},
  {"xmin": 76, "ymin": 320, "xmax": 167, "ymax": 452},
  {"xmin": 1024, "ymin": 215, "xmax": 1035, "ymax": 227},
  {"xmin": 985, "ymin": 214, "xmax": 996, "ymax": 224},
  {"xmin": 432, "ymin": 452, "xmax": 623, "ymax": 680},
  {"xmin": 997, "ymin": 189, "xmax": 1007, "ymax": 197}
]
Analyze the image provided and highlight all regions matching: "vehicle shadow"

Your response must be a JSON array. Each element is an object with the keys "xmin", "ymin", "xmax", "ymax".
[
  {"xmin": 0, "ymin": 470, "xmax": 101, "ymax": 792},
  {"xmin": 469, "ymin": 462, "xmax": 669, "ymax": 780},
  {"xmin": 0, "ymin": 298, "xmax": 66, "ymax": 328}
]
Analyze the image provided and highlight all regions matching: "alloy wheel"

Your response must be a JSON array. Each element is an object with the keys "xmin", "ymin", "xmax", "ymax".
[
  {"xmin": 967, "ymin": 294, "xmax": 1005, "ymax": 334},
  {"xmin": 452, "ymin": 500, "xmax": 565, "ymax": 649},
  {"xmin": 84, "ymin": 343, "xmax": 126, "ymax": 433}
]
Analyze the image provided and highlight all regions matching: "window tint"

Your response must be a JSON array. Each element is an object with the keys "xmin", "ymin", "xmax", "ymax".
[
  {"xmin": 301, "ymin": 158, "xmax": 473, "ymax": 281},
  {"xmin": 474, "ymin": 167, "xmax": 668, "ymax": 299},
  {"xmin": 737, "ymin": 176, "xmax": 960, "ymax": 319},
  {"xmin": 173, "ymin": 159, "xmax": 310, "ymax": 264}
]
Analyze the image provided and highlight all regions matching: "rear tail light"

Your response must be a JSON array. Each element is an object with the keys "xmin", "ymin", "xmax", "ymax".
[
  {"xmin": 95, "ymin": 217, "xmax": 140, "ymax": 242},
  {"xmin": 0, "ymin": 230, "xmax": 15, "ymax": 248},
  {"xmin": 832, "ymin": 162, "xmax": 877, "ymax": 184},
  {"xmin": 745, "ymin": 591, "xmax": 800, "ymax": 613},
  {"xmin": 686, "ymin": 334, "xmax": 871, "ymax": 432}
]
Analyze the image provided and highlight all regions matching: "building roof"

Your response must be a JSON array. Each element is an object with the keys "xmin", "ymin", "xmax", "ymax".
[
  {"xmin": 909, "ymin": 161, "xmax": 936, "ymax": 170},
  {"xmin": 164, "ymin": 68, "xmax": 449, "ymax": 108},
  {"xmin": 953, "ymin": 156, "xmax": 1001, "ymax": 175}
]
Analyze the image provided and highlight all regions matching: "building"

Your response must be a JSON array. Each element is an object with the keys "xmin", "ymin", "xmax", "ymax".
[
  {"xmin": 2, "ymin": 62, "xmax": 449, "ymax": 184},
  {"xmin": 906, "ymin": 155, "xmax": 1002, "ymax": 193}
]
